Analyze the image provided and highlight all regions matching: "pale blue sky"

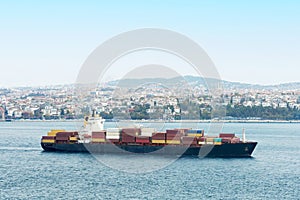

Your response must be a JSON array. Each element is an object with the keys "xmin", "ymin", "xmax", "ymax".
[{"xmin": 0, "ymin": 1, "xmax": 299, "ymax": 87}]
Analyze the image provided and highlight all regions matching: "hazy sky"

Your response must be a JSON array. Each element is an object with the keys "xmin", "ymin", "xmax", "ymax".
[{"xmin": 0, "ymin": 1, "xmax": 299, "ymax": 87}]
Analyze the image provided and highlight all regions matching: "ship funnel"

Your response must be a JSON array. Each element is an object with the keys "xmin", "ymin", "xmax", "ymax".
[{"xmin": 242, "ymin": 128, "xmax": 246, "ymax": 143}]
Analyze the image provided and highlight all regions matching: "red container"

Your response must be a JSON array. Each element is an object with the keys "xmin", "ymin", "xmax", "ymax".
[
  {"xmin": 107, "ymin": 139, "xmax": 120, "ymax": 143},
  {"xmin": 92, "ymin": 131, "xmax": 106, "ymax": 138},
  {"xmin": 198, "ymin": 137, "xmax": 206, "ymax": 142},
  {"xmin": 42, "ymin": 136, "xmax": 56, "ymax": 140},
  {"xmin": 166, "ymin": 134, "xmax": 181, "ymax": 140},
  {"xmin": 56, "ymin": 132, "xmax": 73, "ymax": 137},
  {"xmin": 121, "ymin": 137, "xmax": 135, "ymax": 143},
  {"xmin": 136, "ymin": 136, "xmax": 150, "ymax": 143},
  {"xmin": 166, "ymin": 129, "xmax": 181, "ymax": 135},
  {"xmin": 152, "ymin": 132, "xmax": 166, "ymax": 140},
  {"xmin": 219, "ymin": 133, "xmax": 235, "ymax": 138},
  {"xmin": 55, "ymin": 136, "xmax": 69, "ymax": 141}
]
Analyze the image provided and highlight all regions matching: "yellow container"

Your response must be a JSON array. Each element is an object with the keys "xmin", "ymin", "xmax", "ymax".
[
  {"xmin": 41, "ymin": 139, "xmax": 55, "ymax": 143},
  {"xmin": 206, "ymin": 138, "xmax": 214, "ymax": 142},
  {"xmin": 47, "ymin": 129, "xmax": 65, "ymax": 136},
  {"xmin": 92, "ymin": 138, "xmax": 106, "ymax": 143},
  {"xmin": 69, "ymin": 137, "xmax": 78, "ymax": 141},
  {"xmin": 187, "ymin": 133, "xmax": 203, "ymax": 137},
  {"xmin": 166, "ymin": 140, "xmax": 181, "ymax": 145},
  {"xmin": 152, "ymin": 139, "xmax": 165, "ymax": 144},
  {"xmin": 214, "ymin": 142, "xmax": 222, "ymax": 145}
]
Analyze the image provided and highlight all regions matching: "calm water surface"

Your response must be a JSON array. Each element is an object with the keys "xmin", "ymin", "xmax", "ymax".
[{"xmin": 0, "ymin": 121, "xmax": 299, "ymax": 199}]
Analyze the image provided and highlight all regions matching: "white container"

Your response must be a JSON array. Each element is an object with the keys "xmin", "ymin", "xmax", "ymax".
[{"xmin": 106, "ymin": 135, "xmax": 120, "ymax": 139}]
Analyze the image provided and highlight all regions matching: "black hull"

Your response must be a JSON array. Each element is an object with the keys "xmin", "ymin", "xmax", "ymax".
[{"xmin": 41, "ymin": 142, "xmax": 257, "ymax": 158}]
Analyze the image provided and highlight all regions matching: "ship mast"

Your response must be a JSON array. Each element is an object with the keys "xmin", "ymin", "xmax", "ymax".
[{"xmin": 242, "ymin": 128, "xmax": 246, "ymax": 143}]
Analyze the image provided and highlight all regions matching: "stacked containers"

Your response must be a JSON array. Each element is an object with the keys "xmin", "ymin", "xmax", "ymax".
[
  {"xmin": 92, "ymin": 131, "xmax": 106, "ymax": 143},
  {"xmin": 56, "ymin": 132, "xmax": 78, "ymax": 143},
  {"xmin": 41, "ymin": 136, "xmax": 55, "ymax": 143},
  {"xmin": 205, "ymin": 137, "xmax": 215, "ymax": 144},
  {"xmin": 186, "ymin": 129, "xmax": 204, "ymax": 137},
  {"xmin": 121, "ymin": 128, "xmax": 141, "ymax": 143},
  {"xmin": 219, "ymin": 133, "xmax": 236, "ymax": 144},
  {"xmin": 198, "ymin": 137, "xmax": 206, "ymax": 145},
  {"xmin": 213, "ymin": 138, "xmax": 222, "ymax": 145},
  {"xmin": 166, "ymin": 129, "xmax": 181, "ymax": 144},
  {"xmin": 106, "ymin": 128, "xmax": 121, "ymax": 143},
  {"xmin": 219, "ymin": 133, "xmax": 235, "ymax": 138},
  {"xmin": 47, "ymin": 129, "xmax": 65, "ymax": 136},
  {"xmin": 135, "ymin": 136, "xmax": 150, "ymax": 144},
  {"xmin": 151, "ymin": 132, "xmax": 166, "ymax": 144}
]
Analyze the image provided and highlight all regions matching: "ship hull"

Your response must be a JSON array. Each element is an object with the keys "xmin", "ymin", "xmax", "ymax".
[{"xmin": 41, "ymin": 142, "xmax": 257, "ymax": 158}]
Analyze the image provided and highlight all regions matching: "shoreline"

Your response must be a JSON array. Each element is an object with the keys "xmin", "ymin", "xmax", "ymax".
[{"xmin": 1, "ymin": 119, "xmax": 300, "ymax": 123}]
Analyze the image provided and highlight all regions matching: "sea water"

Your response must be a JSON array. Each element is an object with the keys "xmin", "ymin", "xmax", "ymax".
[{"xmin": 0, "ymin": 121, "xmax": 299, "ymax": 199}]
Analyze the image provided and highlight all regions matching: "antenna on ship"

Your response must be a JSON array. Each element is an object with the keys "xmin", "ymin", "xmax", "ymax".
[{"xmin": 242, "ymin": 128, "xmax": 246, "ymax": 143}]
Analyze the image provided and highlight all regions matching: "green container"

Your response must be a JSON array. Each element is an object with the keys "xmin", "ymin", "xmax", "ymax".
[{"xmin": 213, "ymin": 138, "xmax": 222, "ymax": 142}]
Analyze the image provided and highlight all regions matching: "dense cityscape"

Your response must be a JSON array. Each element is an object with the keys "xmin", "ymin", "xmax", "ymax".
[{"xmin": 1, "ymin": 77, "xmax": 300, "ymax": 121}]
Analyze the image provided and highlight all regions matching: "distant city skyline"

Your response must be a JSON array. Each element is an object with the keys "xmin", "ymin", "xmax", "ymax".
[{"xmin": 0, "ymin": 1, "xmax": 299, "ymax": 87}]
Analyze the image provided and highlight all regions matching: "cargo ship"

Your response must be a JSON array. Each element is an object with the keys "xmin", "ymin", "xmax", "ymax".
[{"xmin": 41, "ymin": 115, "xmax": 257, "ymax": 158}]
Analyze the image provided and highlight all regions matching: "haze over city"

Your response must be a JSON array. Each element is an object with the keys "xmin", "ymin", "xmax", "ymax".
[{"xmin": 0, "ymin": 1, "xmax": 299, "ymax": 87}]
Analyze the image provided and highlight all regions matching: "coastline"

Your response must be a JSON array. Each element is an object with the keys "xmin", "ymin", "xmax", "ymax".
[{"xmin": 1, "ymin": 119, "xmax": 300, "ymax": 123}]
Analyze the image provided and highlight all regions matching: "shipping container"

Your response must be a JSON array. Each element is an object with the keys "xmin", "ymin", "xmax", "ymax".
[
  {"xmin": 106, "ymin": 136, "xmax": 120, "ymax": 140},
  {"xmin": 106, "ymin": 128, "xmax": 121, "ymax": 136},
  {"xmin": 166, "ymin": 140, "xmax": 181, "ymax": 145},
  {"xmin": 47, "ymin": 129, "xmax": 65, "ymax": 136},
  {"xmin": 136, "ymin": 136, "xmax": 150, "ymax": 144},
  {"xmin": 152, "ymin": 132, "xmax": 166, "ymax": 140},
  {"xmin": 186, "ymin": 133, "xmax": 203, "ymax": 137},
  {"xmin": 106, "ymin": 132, "xmax": 120, "ymax": 137},
  {"xmin": 151, "ymin": 139, "xmax": 165, "ymax": 144},
  {"xmin": 206, "ymin": 138, "xmax": 215, "ymax": 142},
  {"xmin": 166, "ymin": 135, "xmax": 181, "ymax": 140},
  {"xmin": 42, "ymin": 136, "xmax": 55, "ymax": 140},
  {"xmin": 69, "ymin": 136, "xmax": 78, "ymax": 141},
  {"xmin": 107, "ymin": 138, "xmax": 120, "ymax": 143},
  {"xmin": 166, "ymin": 129, "xmax": 181, "ymax": 135},
  {"xmin": 56, "ymin": 132, "xmax": 74, "ymax": 137},
  {"xmin": 41, "ymin": 139, "xmax": 55, "ymax": 143},
  {"xmin": 213, "ymin": 138, "xmax": 222, "ymax": 142},
  {"xmin": 92, "ymin": 138, "xmax": 106, "ymax": 143},
  {"xmin": 92, "ymin": 131, "xmax": 106, "ymax": 139},
  {"xmin": 56, "ymin": 136, "xmax": 69, "ymax": 141},
  {"xmin": 187, "ymin": 129, "xmax": 204, "ymax": 134},
  {"xmin": 219, "ymin": 133, "xmax": 235, "ymax": 138}
]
